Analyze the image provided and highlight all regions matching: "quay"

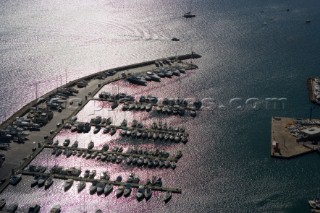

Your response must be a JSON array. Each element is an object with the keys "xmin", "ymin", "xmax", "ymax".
[
  {"xmin": 271, "ymin": 117, "xmax": 314, "ymax": 159},
  {"xmin": 19, "ymin": 171, "xmax": 182, "ymax": 194},
  {"xmin": 0, "ymin": 53, "xmax": 200, "ymax": 193}
]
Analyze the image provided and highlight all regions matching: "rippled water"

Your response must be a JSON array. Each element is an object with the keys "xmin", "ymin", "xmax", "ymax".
[{"xmin": 1, "ymin": 0, "xmax": 320, "ymax": 212}]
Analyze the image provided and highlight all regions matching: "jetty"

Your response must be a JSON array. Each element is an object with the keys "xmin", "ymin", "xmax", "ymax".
[
  {"xmin": 46, "ymin": 145, "xmax": 181, "ymax": 162},
  {"xmin": 19, "ymin": 171, "xmax": 181, "ymax": 194}
]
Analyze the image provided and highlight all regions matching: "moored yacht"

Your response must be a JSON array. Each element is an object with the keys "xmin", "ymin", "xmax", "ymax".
[
  {"xmin": 115, "ymin": 185, "xmax": 124, "ymax": 198},
  {"xmin": 136, "ymin": 185, "xmax": 145, "ymax": 201},
  {"xmin": 50, "ymin": 205, "xmax": 61, "ymax": 213},
  {"xmin": 77, "ymin": 181, "xmax": 86, "ymax": 193},
  {"xmin": 104, "ymin": 184, "xmax": 113, "ymax": 196},
  {"xmin": 88, "ymin": 141, "xmax": 94, "ymax": 149},
  {"xmin": 9, "ymin": 174, "xmax": 22, "ymax": 186},
  {"xmin": 63, "ymin": 179, "xmax": 73, "ymax": 191},
  {"xmin": 163, "ymin": 191, "xmax": 172, "ymax": 203}
]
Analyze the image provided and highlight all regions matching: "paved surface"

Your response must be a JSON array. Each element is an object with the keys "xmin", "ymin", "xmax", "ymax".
[{"xmin": 271, "ymin": 117, "xmax": 313, "ymax": 158}]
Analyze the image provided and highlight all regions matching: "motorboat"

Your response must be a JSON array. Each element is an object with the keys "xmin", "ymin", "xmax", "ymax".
[
  {"xmin": 97, "ymin": 182, "xmax": 106, "ymax": 195},
  {"xmin": 127, "ymin": 76, "xmax": 147, "ymax": 86},
  {"xmin": 31, "ymin": 176, "xmax": 39, "ymax": 187},
  {"xmin": 163, "ymin": 191, "xmax": 172, "ymax": 203},
  {"xmin": 9, "ymin": 174, "xmax": 22, "ymax": 186},
  {"xmin": 28, "ymin": 204, "xmax": 41, "ymax": 213},
  {"xmin": 124, "ymin": 184, "xmax": 132, "ymax": 197},
  {"xmin": 95, "ymin": 210, "xmax": 103, "ymax": 213},
  {"xmin": 55, "ymin": 149, "xmax": 62, "ymax": 157},
  {"xmin": 50, "ymin": 205, "xmax": 61, "ymax": 213},
  {"xmin": 89, "ymin": 170, "xmax": 96, "ymax": 179},
  {"xmin": 83, "ymin": 170, "xmax": 90, "ymax": 178},
  {"xmin": 77, "ymin": 181, "xmax": 86, "ymax": 193},
  {"xmin": 110, "ymin": 128, "xmax": 116, "ymax": 136},
  {"xmin": 71, "ymin": 141, "xmax": 78, "ymax": 148},
  {"xmin": 136, "ymin": 185, "xmax": 145, "ymax": 201},
  {"xmin": 104, "ymin": 184, "xmax": 113, "ymax": 196},
  {"xmin": 37, "ymin": 176, "xmax": 47, "ymax": 187},
  {"xmin": 63, "ymin": 139, "xmax": 70, "ymax": 147},
  {"xmin": 93, "ymin": 126, "xmax": 101, "ymax": 134},
  {"xmin": 309, "ymin": 198, "xmax": 320, "ymax": 209},
  {"xmin": 103, "ymin": 127, "xmax": 110, "ymax": 134},
  {"xmin": 0, "ymin": 198, "xmax": 5, "ymax": 210},
  {"xmin": 171, "ymin": 37, "xmax": 180, "ymax": 41},
  {"xmin": 5, "ymin": 203, "xmax": 18, "ymax": 213},
  {"xmin": 89, "ymin": 182, "xmax": 97, "ymax": 194},
  {"xmin": 88, "ymin": 141, "xmax": 94, "ymax": 149},
  {"xmin": 115, "ymin": 185, "xmax": 124, "ymax": 198},
  {"xmin": 102, "ymin": 144, "xmax": 109, "ymax": 151},
  {"xmin": 145, "ymin": 188, "xmax": 152, "ymax": 201},
  {"xmin": 63, "ymin": 179, "xmax": 73, "ymax": 191}
]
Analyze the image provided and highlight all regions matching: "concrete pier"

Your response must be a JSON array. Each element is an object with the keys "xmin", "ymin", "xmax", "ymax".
[{"xmin": 271, "ymin": 117, "xmax": 313, "ymax": 159}]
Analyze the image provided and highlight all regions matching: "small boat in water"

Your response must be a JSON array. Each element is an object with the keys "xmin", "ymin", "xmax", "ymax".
[
  {"xmin": 97, "ymin": 182, "xmax": 106, "ymax": 195},
  {"xmin": 183, "ymin": 11, "xmax": 196, "ymax": 18},
  {"xmin": 93, "ymin": 126, "xmax": 101, "ymax": 134},
  {"xmin": 88, "ymin": 141, "xmax": 94, "ymax": 149},
  {"xmin": 28, "ymin": 204, "xmax": 41, "ymax": 213},
  {"xmin": 5, "ymin": 203, "xmax": 18, "ymax": 213},
  {"xmin": 63, "ymin": 139, "xmax": 70, "ymax": 147},
  {"xmin": 37, "ymin": 176, "xmax": 47, "ymax": 187},
  {"xmin": 0, "ymin": 198, "xmax": 5, "ymax": 210},
  {"xmin": 71, "ymin": 140, "xmax": 78, "ymax": 148},
  {"xmin": 89, "ymin": 182, "xmax": 97, "ymax": 194},
  {"xmin": 44, "ymin": 176, "xmax": 53, "ymax": 189},
  {"xmin": 63, "ymin": 179, "xmax": 73, "ymax": 191},
  {"xmin": 144, "ymin": 188, "xmax": 152, "ymax": 201},
  {"xmin": 127, "ymin": 76, "xmax": 147, "ymax": 86},
  {"xmin": 104, "ymin": 184, "xmax": 113, "ymax": 196},
  {"xmin": 31, "ymin": 176, "xmax": 39, "ymax": 188},
  {"xmin": 9, "ymin": 174, "xmax": 22, "ymax": 186},
  {"xmin": 309, "ymin": 197, "xmax": 320, "ymax": 209},
  {"xmin": 115, "ymin": 185, "xmax": 124, "ymax": 198},
  {"xmin": 95, "ymin": 209, "xmax": 103, "ymax": 213},
  {"xmin": 77, "ymin": 181, "xmax": 86, "ymax": 193},
  {"xmin": 163, "ymin": 191, "xmax": 172, "ymax": 203},
  {"xmin": 50, "ymin": 205, "xmax": 61, "ymax": 213},
  {"xmin": 89, "ymin": 170, "xmax": 96, "ymax": 179},
  {"xmin": 124, "ymin": 184, "xmax": 132, "ymax": 197},
  {"xmin": 136, "ymin": 185, "xmax": 145, "ymax": 201}
]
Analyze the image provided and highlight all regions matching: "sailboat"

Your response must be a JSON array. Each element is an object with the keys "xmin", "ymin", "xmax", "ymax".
[
  {"xmin": 183, "ymin": 12, "xmax": 196, "ymax": 18},
  {"xmin": 183, "ymin": 0, "xmax": 196, "ymax": 18}
]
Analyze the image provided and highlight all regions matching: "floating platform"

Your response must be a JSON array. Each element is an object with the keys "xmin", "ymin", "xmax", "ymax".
[{"xmin": 271, "ymin": 117, "xmax": 313, "ymax": 159}]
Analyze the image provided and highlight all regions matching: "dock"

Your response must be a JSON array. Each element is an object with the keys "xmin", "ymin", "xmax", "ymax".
[
  {"xmin": 307, "ymin": 77, "xmax": 316, "ymax": 103},
  {"xmin": 271, "ymin": 117, "xmax": 314, "ymax": 159},
  {"xmin": 19, "ymin": 171, "xmax": 182, "ymax": 194},
  {"xmin": 45, "ymin": 145, "xmax": 180, "ymax": 162}
]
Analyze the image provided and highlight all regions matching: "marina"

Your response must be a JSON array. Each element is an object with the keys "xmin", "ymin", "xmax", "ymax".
[{"xmin": 0, "ymin": 53, "xmax": 200, "ymax": 211}]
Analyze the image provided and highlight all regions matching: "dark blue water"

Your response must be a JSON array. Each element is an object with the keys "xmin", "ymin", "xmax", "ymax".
[{"xmin": 1, "ymin": 0, "xmax": 320, "ymax": 212}]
